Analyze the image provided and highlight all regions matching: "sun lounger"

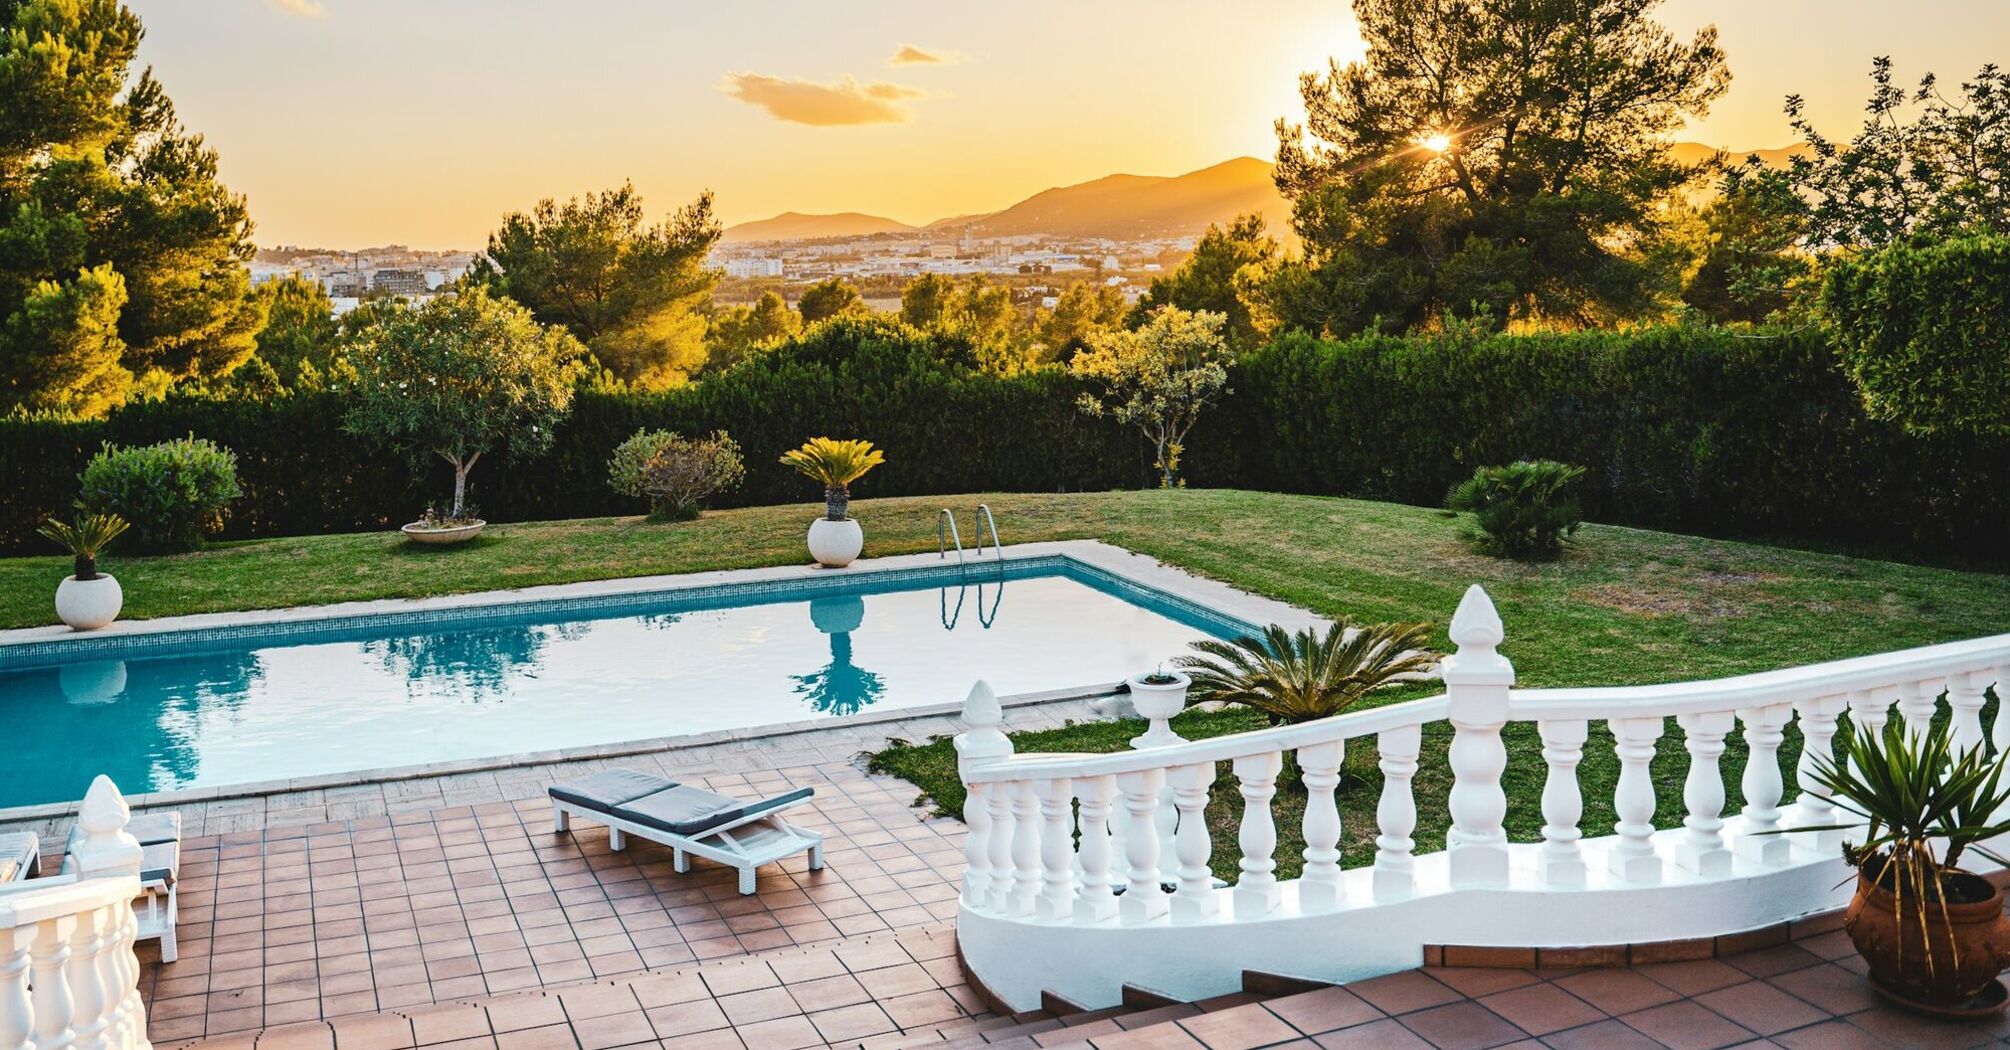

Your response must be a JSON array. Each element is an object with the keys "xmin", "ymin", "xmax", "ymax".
[
  {"xmin": 0, "ymin": 832, "xmax": 38, "ymax": 883},
  {"xmin": 64, "ymin": 811, "xmax": 181, "ymax": 962},
  {"xmin": 548, "ymin": 769, "xmax": 823, "ymax": 894}
]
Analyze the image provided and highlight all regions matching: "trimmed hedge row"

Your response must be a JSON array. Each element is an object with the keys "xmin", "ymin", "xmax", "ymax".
[{"xmin": 4, "ymin": 321, "xmax": 2004, "ymax": 562}]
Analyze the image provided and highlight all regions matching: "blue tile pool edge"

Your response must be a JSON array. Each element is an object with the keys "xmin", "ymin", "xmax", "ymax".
[{"xmin": 2, "ymin": 553, "xmax": 1263, "ymax": 672}]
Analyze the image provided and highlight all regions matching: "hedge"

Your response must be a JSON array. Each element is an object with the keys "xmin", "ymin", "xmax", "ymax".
[{"xmin": 4, "ymin": 320, "xmax": 2004, "ymax": 563}]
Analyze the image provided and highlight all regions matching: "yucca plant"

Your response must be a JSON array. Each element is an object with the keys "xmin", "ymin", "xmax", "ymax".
[
  {"xmin": 780, "ymin": 438, "xmax": 886, "ymax": 521},
  {"xmin": 1176, "ymin": 620, "xmax": 1437, "ymax": 725},
  {"xmin": 1445, "ymin": 459, "xmax": 1585, "ymax": 559},
  {"xmin": 1780, "ymin": 718, "xmax": 2010, "ymax": 998},
  {"xmin": 38, "ymin": 512, "xmax": 131, "ymax": 580}
]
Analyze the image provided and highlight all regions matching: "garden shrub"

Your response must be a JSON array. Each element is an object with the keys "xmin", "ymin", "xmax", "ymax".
[
  {"xmin": 609, "ymin": 429, "xmax": 746, "ymax": 520},
  {"xmin": 1445, "ymin": 460, "xmax": 1585, "ymax": 559},
  {"xmin": 79, "ymin": 436, "xmax": 241, "ymax": 552}
]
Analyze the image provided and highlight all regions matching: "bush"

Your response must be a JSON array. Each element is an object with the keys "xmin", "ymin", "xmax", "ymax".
[
  {"xmin": 79, "ymin": 437, "xmax": 241, "ymax": 552},
  {"xmin": 1445, "ymin": 460, "xmax": 1585, "ymax": 559},
  {"xmin": 609, "ymin": 429, "xmax": 746, "ymax": 520},
  {"xmin": 1822, "ymin": 233, "xmax": 2010, "ymax": 436}
]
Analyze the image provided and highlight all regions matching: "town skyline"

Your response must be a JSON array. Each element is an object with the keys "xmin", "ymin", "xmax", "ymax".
[{"xmin": 133, "ymin": 0, "xmax": 2010, "ymax": 249}]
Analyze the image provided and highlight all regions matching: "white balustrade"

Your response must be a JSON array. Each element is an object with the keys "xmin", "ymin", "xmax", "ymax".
[
  {"xmin": 1674, "ymin": 711, "xmax": 1733, "ymax": 876},
  {"xmin": 1735, "ymin": 703, "xmax": 1792, "ymax": 865},
  {"xmin": 1297, "ymin": 741, "xmax": 1344, "ymax": 912},
  {"xmin": 1232, "ymin": 752, "xmax": 1283, "ymax": 916},
  {"xmin": 1537, "ymin": 719, "xmax": 1588, "ymax": 886},
  {"xmin": 1, "ymin": 776, "xmax": 151, "ymax": 1050},
  {"xmin": 949, "ymin": 585, "xmax": 2010, "ymax": 1012},
  {"xmin": 1373, "ymin": 725, "xmax": 1422, "ymax": 900},
  {"xmin": 1168, "ymin": 763, "xmax": 1217, "ymax": 921},
  {"xmin": 1609, "ymin": 716, "xmax": 1665, "ymax": 883}
]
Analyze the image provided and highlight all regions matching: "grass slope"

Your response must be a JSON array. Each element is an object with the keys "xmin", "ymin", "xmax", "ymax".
[{"xmin": 5, "ymin": 489, "xmax": 2004, "ymax": 878}]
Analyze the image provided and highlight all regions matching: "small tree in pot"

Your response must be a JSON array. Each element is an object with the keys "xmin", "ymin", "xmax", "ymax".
[
  {"xmin": 780, "ymin": 438, "xmax": 885, "ymax": 568},
  {"xmin": 1781, "ymin": 718, "xmax": 2010, "ymax": 1013},
  {"xmin": 343, "ymin": 288, "xmax": 588, "ymax": 540}
]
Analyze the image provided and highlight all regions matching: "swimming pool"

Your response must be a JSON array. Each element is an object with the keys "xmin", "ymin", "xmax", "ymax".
[{"xmin": 0, "ymin": 558, "xmax": 1253, "ymax": 809}]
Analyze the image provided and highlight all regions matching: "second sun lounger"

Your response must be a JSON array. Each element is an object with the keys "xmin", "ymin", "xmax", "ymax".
[{"xmin": 548, "ymin": 769, "xmax": 823, "ymax": 894}]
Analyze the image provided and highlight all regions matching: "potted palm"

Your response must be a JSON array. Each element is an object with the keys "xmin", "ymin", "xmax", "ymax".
[
  {"xmin": 780, "ymin": 437, "xmax": 885, "ymax": 568},
  {"xmin": 38, "ymin": 512, "xmax": 132, "ymax": 630},
  {"xmin": 1780, "ymin": 718, "xmax": 2010, "ymax": 1015},
  {"xmin": 1177, "ymin": 620, "xmax": 1437, "ymax": 725}
]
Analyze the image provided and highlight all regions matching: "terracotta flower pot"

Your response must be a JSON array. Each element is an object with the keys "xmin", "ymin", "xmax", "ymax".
[{"xmin": 1844, "ymin": 866, "xmax": 2010, "ymax": 1007}]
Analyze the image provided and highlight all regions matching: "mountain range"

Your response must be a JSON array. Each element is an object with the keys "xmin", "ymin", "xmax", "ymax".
[{"xmin": 721, "ymin": 144, "xmax": 1804, "ymax": 245}]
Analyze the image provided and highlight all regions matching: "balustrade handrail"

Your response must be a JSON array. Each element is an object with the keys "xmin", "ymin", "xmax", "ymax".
[
  {"xmin": 0, "ymin": 876, "xmax": 136, "ymax": 928},
  {"xmin": 961, "ymin": 694, "xmax": 1450, "ymax": 783},
  {"xmin": 1508, "ymin": 631, "xmax": 2010, "ymax": 720}
]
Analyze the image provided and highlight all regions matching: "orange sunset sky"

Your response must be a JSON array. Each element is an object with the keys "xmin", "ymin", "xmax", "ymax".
[{"xmin": 127, "ymin": 0, "xmax": 2010, "ymax": 249}]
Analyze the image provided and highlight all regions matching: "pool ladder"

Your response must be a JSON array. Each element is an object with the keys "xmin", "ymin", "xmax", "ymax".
[{"xmin": 938, "ymin": 504, "xmax": 1001, "ymax": 563}]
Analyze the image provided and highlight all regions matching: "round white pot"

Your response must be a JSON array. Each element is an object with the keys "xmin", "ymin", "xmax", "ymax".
[
  {"xmin": 401, "ymin": 520, "xmax": 486, "ymax": 545},
  {"xmin": 55, "ymin": 574, "xmax": 124, "ymax": 631},
  {"xmin": 1126, "ymin": 669, "xmax": 1191, "ymax": 749},
  {"xmin": 807, "ymin": 517, "xmax": 864, "ymax": 568}
]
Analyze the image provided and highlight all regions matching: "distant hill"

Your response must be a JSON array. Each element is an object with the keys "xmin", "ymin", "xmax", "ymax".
[
  {"xmin": 722, "ymin": 211, "xmax": 917, "ymax": 243},
  {"xmin": 1669, "ymin": 142, "xmax": 1808, "ymax": 168},
  {"xmin": 963, "ymin": 157, "xmax": 1288, "ymax": 240}
]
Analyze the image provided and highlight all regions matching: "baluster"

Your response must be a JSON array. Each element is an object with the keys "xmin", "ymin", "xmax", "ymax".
[
  {"xmin": 1896, "ymin": 680, "xmax": 1939, "ymax": 738},
  {"xmin": 64, "ymin": 907, "xmax": 109, "ymax": 1050},
  {"xmin": 962, "ymin": 782, "xmax": 992, "ymax": 907},
  {"xmin": 1990, "ymin": 669, "xmax": 2010, "ymax": 756},
  {"xmin": 1735, "ymin": 703, "xmax": 1792, "ymax": 865},
  {"xmin": 1443, "ymin": 585, "xmax": 1513, "ymax": 889},
  {"xmin": 1010, "ymin": 782, "xmax": 1041, "ymax": 916},
  {"xmin": 1168, "ymin": 762, "xmax": 1217, "ymax": 921},
  {"xmin": 1790, "ymin": 695, "xmax": 1846, "ymax": 852},
  {"xmin": 1298, "ymin": 741, "xmax": 1344, "ymax": 912},
  {"xmin": 107, "ymin": 901, "xmax": 141, "ymax": 1050},
  {"xmin": 26, "ymin": 915, "xmax": 76, "ymax": 1050},
  {"xmin": 985, "ymin": 781, "xmax": 1017, "ymax": 913},
  {"xmin": 1537, "ymin": 719, "xmax": 1588, "ymax": 887},
  {"xmin": 1035, "ymin": 778, "xmax": 1076, "ymax": 921},
  {"xmin": 1, "ymin": 924, "xmax": 31, "ymax": 1050},
  {"xmin": 1155, "ymin": 780, "xmax": 1179, "ymax": 890},
  {"xmin": 1232, "ymin": 752, "xmax": 1282, "ymax": 916},
  {"xmin": 1074, "ymin": 775, "xmax": 1119, "ymax": 922},
  {"xmin": 1116, "ymin": 769, "xmax": 1168, "ymax": 922},
  {"xmin": 1609, "ymin": 716, "xmax": 1664, "ymax": 883},
  {"xmin": 1373, "ymin": 725, "xmax": 1422, "ymax": 899},
  {"xmin": 1950, "ymin": 672, "xmax": 1989, "ymax": 754},
  {"xmin": 1675, "ymin": 711, "xmax": 1733, "ymax": 877}
]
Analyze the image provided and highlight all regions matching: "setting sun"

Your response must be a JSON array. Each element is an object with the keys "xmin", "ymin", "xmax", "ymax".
[{"xmin": 1420, "ymin": 131, "xmax": 1453, "ymax": 153}]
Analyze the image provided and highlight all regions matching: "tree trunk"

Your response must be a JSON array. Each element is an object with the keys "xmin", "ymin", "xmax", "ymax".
[{"xmin": 452, "ymin": 465, "xmax": 467, "ymax": 519}]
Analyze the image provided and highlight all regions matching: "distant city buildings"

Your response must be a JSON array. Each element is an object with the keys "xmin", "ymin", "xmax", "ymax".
[{"xmin": 248, "ymin": 245, "xmax": 479, "ymax": 311}]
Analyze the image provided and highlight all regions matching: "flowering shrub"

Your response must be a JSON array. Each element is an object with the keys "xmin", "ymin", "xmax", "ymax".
[{"xmin": 609, "ymin": 429, "xmax": 745, "ymax": 521}]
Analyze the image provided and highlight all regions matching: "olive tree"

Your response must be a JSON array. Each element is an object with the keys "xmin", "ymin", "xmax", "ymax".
[
  {"xmin": 344, "ymin": 288, "xmax": 589, "ymax": 519},
  {"xmin": 1069, "ymin": 307, "xmax": 1233, "ymax": 487}
]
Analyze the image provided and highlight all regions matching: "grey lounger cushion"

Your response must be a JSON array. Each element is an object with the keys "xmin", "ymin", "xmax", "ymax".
[
  {"xmin": 611, "ymin": 784, "xmax": 814, "ymax": 837},
  {"xmin": 549, "ymin": 769, "xmax": 675, "ymax": 812}
]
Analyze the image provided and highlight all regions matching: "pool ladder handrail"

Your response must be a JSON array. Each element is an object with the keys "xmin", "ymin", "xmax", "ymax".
[{"xmin": 939, "ymin": 505, "xmax": 1003, "ymax": 563}]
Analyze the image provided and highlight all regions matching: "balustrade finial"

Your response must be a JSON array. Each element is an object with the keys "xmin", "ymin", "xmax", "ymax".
[
  {"xmin": 1449, "ymin": 584, "xmax": 1504, "ymax": 652},
  {"xmin": 955, "ymin": 680, "xmax": 1014, "ymax": 774},
  {"xmin": 69, "ymin": 774, "xmax": 142, "ymax": 879},
  {"xmin": 77, "ymin": 775, "xmax": 129, "ymax": 835}
]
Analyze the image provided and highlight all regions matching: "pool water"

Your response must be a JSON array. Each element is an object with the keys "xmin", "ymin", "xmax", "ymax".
[{"xmin": 0, "ymin": 563, "xmax": 1248, "ymax": 808}]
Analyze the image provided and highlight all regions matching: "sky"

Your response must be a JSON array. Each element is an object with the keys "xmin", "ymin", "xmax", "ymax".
[{"xmin": 124, "ymin": 0, "xmax": 2010, "ymax": 250}]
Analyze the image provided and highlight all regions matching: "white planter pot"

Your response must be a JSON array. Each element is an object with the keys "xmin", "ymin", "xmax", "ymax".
[
  {"xmin": 55, "ymin": 574, "xmax": 123, "ymax": 631},
  {"xmin": 1126, "ymin": 670, "xmax": 1191, "ymax": 749},
  {"xmin": 807, "ymin": 517, "xmax": 864, "ymax": 568},
  {"xmin": 401, "ymin": 520, "xmax": 486, "ymax": 545}
]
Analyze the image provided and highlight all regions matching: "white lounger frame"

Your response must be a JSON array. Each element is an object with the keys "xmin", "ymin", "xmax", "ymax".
[{"xmin": 552, "ymin": 797, "xmax": 824, "ymax": 894}]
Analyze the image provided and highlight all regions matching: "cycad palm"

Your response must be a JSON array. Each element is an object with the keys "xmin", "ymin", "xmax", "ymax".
[
  {"xmin": 780, "ymin": 437, "xmax": 885, "ymax": 520},
  {"xmin": 1177, "ymin": 620, "xmax": 1437, "ymax": 725}
]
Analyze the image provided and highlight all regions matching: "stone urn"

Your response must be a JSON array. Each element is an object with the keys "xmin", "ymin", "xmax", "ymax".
[
  {"xmin": 1126, "ymin": 669, "xmax": 1191, "ymax": 749},
  {"xmin": 1845, "ymin": 865, "xmax": 2010, "ymax": 1013},
  {"xmin": 55, "ymin": 574, "xmax": 123, "ymax": 630},
  {"xmin": 807, "ymin": 517, "xmax": 863, "ymax": 568}
]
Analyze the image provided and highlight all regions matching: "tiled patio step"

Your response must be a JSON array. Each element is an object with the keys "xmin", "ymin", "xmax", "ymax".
[{"xmin": 834, "ymin": 977, "xmax": 1312, "ymax": 1050}]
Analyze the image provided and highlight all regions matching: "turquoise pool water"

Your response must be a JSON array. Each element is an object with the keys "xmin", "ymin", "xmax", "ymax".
[{"xmin": 0, "ymin": 560, "xmax": 1249, "ymax": 809}]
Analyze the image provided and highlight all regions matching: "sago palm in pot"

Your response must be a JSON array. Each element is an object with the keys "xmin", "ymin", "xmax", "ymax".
[{"xmin": 780, "ymin": 437, "xmax": 885, "ymax": 567}]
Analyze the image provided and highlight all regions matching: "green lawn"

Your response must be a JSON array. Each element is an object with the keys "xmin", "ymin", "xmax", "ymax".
[{"xmin": 6, "ymin": 489, "xmax": 2005, "ymax": 878}]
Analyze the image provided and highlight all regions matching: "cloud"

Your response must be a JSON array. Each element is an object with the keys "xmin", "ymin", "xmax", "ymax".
[
  {"xmin": 720, "ymin": 73, "xmax": 928, "ymax": 126},
  {"xmin": 888, "ymin": 44, "xmax": 964, "ymax": 66},
  {"xmin": 263, "ymin": 0, "xmax": 327, "ymax": 17}
]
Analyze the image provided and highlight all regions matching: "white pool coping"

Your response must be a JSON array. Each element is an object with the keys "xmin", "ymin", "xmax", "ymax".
[{"xmin": 0, "ymin": 540, "xmax": 1326, "ymax": 823}]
